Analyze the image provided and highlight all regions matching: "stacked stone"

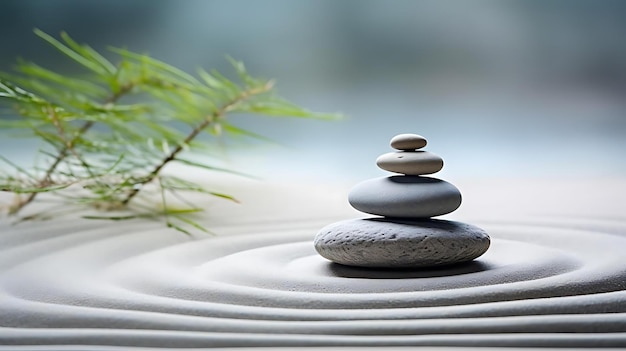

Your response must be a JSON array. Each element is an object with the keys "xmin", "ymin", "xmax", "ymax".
[{"xmin": 314, "ymin": 133, "xmax": 490, "ymax": 268}]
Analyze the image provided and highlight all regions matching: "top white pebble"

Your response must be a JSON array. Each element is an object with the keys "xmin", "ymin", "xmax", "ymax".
[{"xmin": 390, "ymin": 134, "xmax": 427, "ymax": 150}]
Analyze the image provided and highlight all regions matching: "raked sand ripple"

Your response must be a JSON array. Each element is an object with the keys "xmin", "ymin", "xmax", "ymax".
[{"xmin": 0, "ymin": 180, "xmax": 625, "ymax": 349}]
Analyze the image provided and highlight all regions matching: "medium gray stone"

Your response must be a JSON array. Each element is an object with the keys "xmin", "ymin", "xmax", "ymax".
[
  {"xmin": 314, "ymin": 218, "xmax": 490, "ymax": 268},
  {"xmin": 348, "ymin": 176, "xmax": 462, "ymax": 218},
  {"xmin": 376, "ymin": 151, "xmax": 443, "ymax": 175},
  {"xmin": 390, "ymin": 133, "xmax": 427, "ymax": 150}
]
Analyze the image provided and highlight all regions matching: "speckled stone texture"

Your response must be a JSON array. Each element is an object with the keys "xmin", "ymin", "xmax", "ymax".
[
  {"xmin": 376, "ymin": 151, "xmax": 444, "ymax": 175},
  {"xmin": 348, "ymin": 176, "xmax": 462, "ymax": 218},
  {"xmin": 314, "ymin": 218, "xmax": 490, "ymax": 267}
]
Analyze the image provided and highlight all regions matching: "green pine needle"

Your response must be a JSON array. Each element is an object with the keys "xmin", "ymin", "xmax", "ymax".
[{"xmin": 0, "ymin": 29, "xmax": 341, "ymax": 235}]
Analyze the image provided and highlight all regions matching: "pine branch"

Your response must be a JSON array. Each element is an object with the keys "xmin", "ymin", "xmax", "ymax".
[
  {"xmin": 10, "ymin": 82, "xmax": 135, "ymax": 214},
  {"xmin": 0, "ymin": 30, "xmax": 340, "ymax": 235},
  {"xmin": 121, "ymin": 81, "xmax": 274, "ymax": 205}
]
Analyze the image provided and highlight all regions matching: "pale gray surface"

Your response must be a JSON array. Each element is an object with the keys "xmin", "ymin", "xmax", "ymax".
[
  {"xmin": 349, "ymin": 176, "xmax": 462, "ymax": 218},
  {"xmin": 376, "ymin": 151, "xmax": 444, "ymax": 175},
  {"xmin": 1, "ymin": 177, "xmax": 626, "ymax": 349},
  {"xmin": 390, "ymin": 133, "xmax": 427, "ymax": 151},
  {"xmin": 314, "ymin": 218, "xmax": 490, "ymax": 267}
]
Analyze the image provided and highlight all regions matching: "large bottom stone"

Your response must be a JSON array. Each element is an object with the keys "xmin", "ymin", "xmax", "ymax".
[{"xmin": 314, "ymin": 218, "xmax": 490, "ymax": 268}]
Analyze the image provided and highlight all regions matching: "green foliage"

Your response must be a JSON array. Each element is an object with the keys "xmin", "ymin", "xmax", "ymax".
[{"xmin": 0, "ymin": 29, "xmax": 338, "ymax": 234}]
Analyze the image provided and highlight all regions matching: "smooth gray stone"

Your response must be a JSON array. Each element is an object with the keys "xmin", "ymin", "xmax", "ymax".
[
  {"xmin": 348, "ymin": 176, "xmax": 462, "ymax": 218},
  {"xmin": 390, "ymin": 133, "xmax": 427, "ymax": 150},
  {"xmin": 376, "ymin": 151, "xmax": 444, "ymax": 175},
  {"xmin": 314, "ymin": 218, "xmax": 490, "ymax": 268}
]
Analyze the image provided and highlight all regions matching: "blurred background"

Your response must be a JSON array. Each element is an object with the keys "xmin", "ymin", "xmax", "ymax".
[{"xmin": 1, "ymin": 0, "xmax": 625, "ymax": 182}]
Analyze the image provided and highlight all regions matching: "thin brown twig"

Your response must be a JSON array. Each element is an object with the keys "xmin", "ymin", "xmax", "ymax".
[
  {"xmin": 48, "ymin": 105, "xmax": 93, "ymax": 172},
  {"xmin": 120, "ymin": 81, "xmax": 274, "ymax": 205},
  {"xmin": 11, "ymin": 83, "xmax": 135, "ymax": 213}
]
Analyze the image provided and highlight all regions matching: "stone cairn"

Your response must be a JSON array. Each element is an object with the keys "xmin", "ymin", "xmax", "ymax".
[{"xmin": 314, "ymin": 133, "xmax": 490, "ymax": 268}]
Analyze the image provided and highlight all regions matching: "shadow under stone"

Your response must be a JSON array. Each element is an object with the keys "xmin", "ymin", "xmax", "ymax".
[{"xmin": 326, "ymin": 260, "xmax": 492, "ymax": 279}]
